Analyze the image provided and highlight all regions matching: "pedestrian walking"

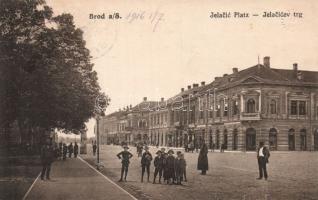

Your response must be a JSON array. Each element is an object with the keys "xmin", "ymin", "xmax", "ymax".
[
  {"xmin": 197, "ymin": 143, "xmax": 209, "ymax": 175},
  {"xmin": 40, "ymin": 141, "xmax": 55, "ymax": 180},
  {"xmin": 93, "ymin": 141, "xmax": 97, "ymax": 156},
  {"xmin": 117, "ymin": 146, "xmax": 133, "ymax": 182},
  {"xmin": 62, "ymin": 143, "xmax": 67, "ymax": 160},
  {"xmin": 256, "ymin": 141, "xmax": 270, "ymax": 180},
  {"xmin": 74, "ymin": 142, "xmax": 79, "ymax": 158},
  {"xmin": 211, "ymin": 143, "xmax": 215, "ymax": 152},
  {"xmin": 153, "ymin": 150, "xmax": 164, "ymax": 184},
  {"xmin": 141, "ymin": 146, "xmax": 153, "ymax": 182},
  {"xmin": 68, "ymin": 143, "xmax": 74, "ymax": 158},
  {"xmin": 165, "ymin": 149, "xmax": 175, "ymax": 184}
]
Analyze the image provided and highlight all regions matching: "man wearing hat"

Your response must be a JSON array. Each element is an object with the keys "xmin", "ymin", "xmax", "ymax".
[
  {"xmin": 153, "ymin": 150, "xmax": 164, "ymax": 184},
  {"xmin": 141, "ymin": 146, "xmax": 153, "ymax": 182},
  {"xmin": 117, "ymin": 145, "xmax": 133, "ymax": 182},
  {"xmin": 256, "ymin": 141, "xmax": 270, "ymax": 180}
]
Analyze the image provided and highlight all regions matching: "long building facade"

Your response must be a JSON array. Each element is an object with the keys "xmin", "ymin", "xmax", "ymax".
[{"xmin": 97, "ymin": 57, "xmax": 318, "ymax": 151}]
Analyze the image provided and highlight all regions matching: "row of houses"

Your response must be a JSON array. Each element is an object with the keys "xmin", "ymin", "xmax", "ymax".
[{"xmin": 96, "ymin": 57, "xmax": 318, "ymax": 151}]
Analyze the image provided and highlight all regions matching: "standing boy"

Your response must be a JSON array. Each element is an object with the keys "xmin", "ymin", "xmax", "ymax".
[
  {"xmin": 153, "ymin": 150, "xmax": 164, "ymax": 184},
  {"xmin": 141, "ymin": 146, "xmax": 153, "ymax": 182},
  {"xmin": 117, "ymin": 146, "xmax": 133, "ymax": 182}
]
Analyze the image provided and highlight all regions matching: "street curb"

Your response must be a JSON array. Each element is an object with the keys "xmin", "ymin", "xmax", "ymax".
[
  {"xmin": 22, "ymin": 172, "xmax": 41, "ymax": 200},
  {"xmin": 78, "ymin": 157, "xmax": 138, "ymax": 200}
]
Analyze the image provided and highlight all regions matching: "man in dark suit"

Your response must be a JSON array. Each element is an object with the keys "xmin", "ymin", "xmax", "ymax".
[
  {"xmin": 40, "ymin": 141, "xmax": 55, "ymax": 180},
  {"xmin": 256, "ymin": 141, "xmax": 270, "ymax": 180}
]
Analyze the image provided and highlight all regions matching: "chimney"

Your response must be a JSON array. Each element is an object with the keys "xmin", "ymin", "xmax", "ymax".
[
  {"xmin": 293, "ymin": 63, "xmax": 298, "ymax": 71},
  {"xmin": 143, "ymin": 97, "xmax": 147, "ymax": 101},
  {"xmin": 129, "ymin": 104, "xmax": 132, "ymax": 109},
  {"xmin": 263, "ymin": 56, "xmax": 270, "ymax": 68},
  {"xmin": 232, "ymin": 68, "xmax": 238, "ymax": 73},
  {"xmin": 126, "ymin": 106, "xmax": 129, "ymax": 111},
  {"xmin": 214, "ymin": 77, "xmax": 221, "ymax": 81},
  {"xmin": 201, "ymin": 81, "xmax": 205, "ymax": 86},
  {"xmin": 223, "ymin": 74, "xmax": 228, "ymax": 77},
  {"xmin": 161, "ymin": 97, "xmax": 164, "ymax": 102},
  {"xmin": 181, "ymin": 88, "xmax": 184, "ymax": 92},
  {"xmin": 192, "ymin": 83, "xmax": 196, "ymax": 88},
  {"xmin": 187, "ymin": 85, "xmax": 191, "ymax": 90}
]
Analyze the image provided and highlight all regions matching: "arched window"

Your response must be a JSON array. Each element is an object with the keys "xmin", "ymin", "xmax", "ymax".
[
  {"xmin": 223, "ymin": 129, "xmax": 228, "ymax": 149},
  {"xmin": 269, "ymin": 128, "xmax": 277, "ymax": 150},
  {"xmin": 246, "ymin": 98, "xmax": 256, "ymax": 113},
  {"xmin": 288, "ymin": 129, "xmax": 295, "ymax": 151},
  {"xmin": 270, "ymin": 99, "xmax": 277, "ymax": 114},
  {"xmin": 233, "ymin": 129, "xmax": 238, "ymax": 150},
  {"xmin": 300, "ymin": 129, "xmax": 307, "ymax": 151},
  {"xmin": 216, "ymin": 130, "xmax": 220, "ymax": 149}
]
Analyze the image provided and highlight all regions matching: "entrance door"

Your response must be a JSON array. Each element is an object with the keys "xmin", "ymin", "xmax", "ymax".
[
  {"xmin": 216, "ymin": 130, "xmax": 220, "ymax": 149},
  {"xmin": 300, "ymin": 129, "xmax": 307, "ymax": 151},
  {"xmin": 288, "ymin": 129, "xmax": 295, "ymax": 151},
  {"xmin": 223, "ymin": 133, "xmax": 228, "ymax": 149},
  {"xmin": 246, "ymin": 128, "xmax": 256, "ymax": 151},
  {"xmin": 269, "ymin": 128, "xmax": 277, "ymax": 151},
  {"xmin": 314, "ymin": 130, "xmax": 318, "ymax": 151}
]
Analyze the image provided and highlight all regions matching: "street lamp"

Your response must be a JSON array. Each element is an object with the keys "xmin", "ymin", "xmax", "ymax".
[{"xmin": 95, "ymin": 93, "xmax": 111, "ymax": 170}]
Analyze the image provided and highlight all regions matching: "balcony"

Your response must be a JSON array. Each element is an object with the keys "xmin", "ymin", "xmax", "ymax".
[{"xmin": 240, "ymin": 112, "xmax": 261, "ymax": 121}]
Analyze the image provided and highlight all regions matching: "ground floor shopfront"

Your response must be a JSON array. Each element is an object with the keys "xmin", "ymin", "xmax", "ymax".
[
  {"xmin": 104, "ymin": 120, "xmax": 318, "ymax": 151},
  {"xmin": 205, "ymin": 120, "xmax": 318, "ymax": 151}
]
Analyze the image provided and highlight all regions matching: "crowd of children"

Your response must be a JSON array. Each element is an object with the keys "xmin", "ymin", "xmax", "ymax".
[{"xmin": 117, "ymin": 146, "xmax": 187, "ymax": 185}]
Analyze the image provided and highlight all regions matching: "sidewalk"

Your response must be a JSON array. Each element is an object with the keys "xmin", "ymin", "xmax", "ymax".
[{"xmin": 24, "ymin": 157, "xmax": 136, "ymax": 200}]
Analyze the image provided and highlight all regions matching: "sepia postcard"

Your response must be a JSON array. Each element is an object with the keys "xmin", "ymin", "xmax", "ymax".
[{"xmin": 1, "ymin": 0, "xmax": 318, "ymax": 200}]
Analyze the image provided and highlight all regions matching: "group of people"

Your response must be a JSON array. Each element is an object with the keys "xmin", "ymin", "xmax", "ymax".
[
  {"xmin": 40, "ymin": 141, "xmax": 79, "ymax": 181},
  {"xmin": 57, "ymin": 142, "xmax": 79, "ymax": 160},
  {"xmin": 117, "ymin": 145, "xmax": 189, "ymax": 185},
  {"xmin": 116, "ymin": 141, "xmax": 270, "ymax": 184}
]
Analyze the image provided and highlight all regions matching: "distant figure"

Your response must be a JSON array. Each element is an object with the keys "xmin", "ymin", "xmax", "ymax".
[
  {"xmin": 141, "ymin": 146, "xmax": 153, "ymax": 182},
  {"xmin": 190, "ymin": 142, "xmax": 194, "ymax": 153},
  {"xmin": 165, "ymin": 149, "xmax": 175, "ymax": 184},
  {"xmin": 40, "ymin": 141, "xmax": 55, "ymax": 180},
  {"xmin": 197, "ymin": 143, "xmax": 209, "ymax": 175},
  {"xmin": 153, "ymin": 150, "xmax": 164, "ymax": 184},
  {"xmin": 256, "ymin": 141, "xmax": 270, "ymax": 180},
  {"xmin": 74, "ymin": 142, "xmax": 79, "ymax": 158},
  {"xmin": 137, "ymin": 144, "xmax": 143, "ymax": 157},
  {"xmin": 68, "ymin": 143, "xmax": 74, "ymax": 158},
  {"xmin": 58, "ymin": 142, "xmax": 63, "ymax": 160},
  {"xmin": 211, "ymin": 143, "xmax": 215, "ymax": 152},
  {"xmin": 93, "ymin": 141, "xmax": 97, "ymax": 156},
  {"xmin": 220, "ymin": 143, "xmax": 225, "ymax": 153},
  {"xmin": 117, "ymin": 146, "xmax": 133, "ymax": 182},
  {"xmin": 62, "ymin": 143, "xmax": 67, "ymax": 160}
]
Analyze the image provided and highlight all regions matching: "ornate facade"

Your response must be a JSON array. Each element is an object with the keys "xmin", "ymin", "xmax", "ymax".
[{"xmin": 98, "ymin": 57, "xmax": 318, "ymax": 151}]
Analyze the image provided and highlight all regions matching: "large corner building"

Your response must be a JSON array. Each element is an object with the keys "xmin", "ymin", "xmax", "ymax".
[{"xmin": 96, "ymin": 57, "xmax": 318, "ymax": 151}]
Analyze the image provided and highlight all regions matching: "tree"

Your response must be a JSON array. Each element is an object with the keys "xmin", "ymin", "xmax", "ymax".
[{"xmin": 0, "ymin": 0, "xmax": 107, "ymax": 144}]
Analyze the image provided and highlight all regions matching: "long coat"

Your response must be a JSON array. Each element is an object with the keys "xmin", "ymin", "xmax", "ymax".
[
  {"xmin": 165, "ymin": 155, "xmax": 175, "ymax": 179},
  {"xmin": 197, "ymin": 144, "xmax": 209, "ymax": 171}
]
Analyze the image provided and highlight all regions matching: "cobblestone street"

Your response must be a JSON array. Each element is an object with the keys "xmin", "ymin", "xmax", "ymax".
[{"xmin": 82, "ymin": 145, "xmax": 318, "ymax": 200}]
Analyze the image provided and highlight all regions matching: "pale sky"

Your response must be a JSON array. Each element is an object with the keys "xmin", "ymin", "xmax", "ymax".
[{"xmin": 46, "ymin": 0, "xmax": 318, "ymax": 137}]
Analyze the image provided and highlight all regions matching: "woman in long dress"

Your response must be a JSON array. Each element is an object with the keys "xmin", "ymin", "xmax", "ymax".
[{"xmin": 197, "ymin": 143, "xmax": 209, "ymax": 175}]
